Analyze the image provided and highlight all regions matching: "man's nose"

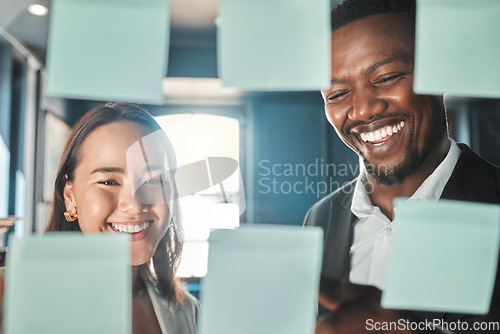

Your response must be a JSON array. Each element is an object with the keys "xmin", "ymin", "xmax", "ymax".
[{"xmin": 348, "ymin": 87, "xmax": 386, "ymax": 122}]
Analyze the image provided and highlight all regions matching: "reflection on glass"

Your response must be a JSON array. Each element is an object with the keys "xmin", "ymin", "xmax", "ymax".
[{"xmin": 156, "ymin": 114, "xmax": 241, "ymax": 278}]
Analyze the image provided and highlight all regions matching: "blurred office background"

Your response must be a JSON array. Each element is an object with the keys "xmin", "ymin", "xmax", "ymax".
[{"xmin": 0, "ymin": 0, "xmax": 499, "ymax": 285}]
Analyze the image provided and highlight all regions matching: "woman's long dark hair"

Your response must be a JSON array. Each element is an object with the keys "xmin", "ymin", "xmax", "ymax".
[{"xmin": 45, "ymin": 102, "xmax": 185, "ymax": 304}]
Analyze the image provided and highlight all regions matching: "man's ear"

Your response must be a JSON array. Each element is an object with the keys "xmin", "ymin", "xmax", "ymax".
[{"xmin": 63, "ymin": 176, "xmax": 77, "ymax": 212}]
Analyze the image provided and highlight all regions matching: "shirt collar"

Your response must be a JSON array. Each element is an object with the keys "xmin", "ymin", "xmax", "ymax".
[
  {"xmin": 351, "ymin": 161, "xmax": 372, "ymax": 218},
  {"xmin": 351, "ymin": 138, "xmax": 461, "ymax": 218},
  {"xmin": 411, "ymin": 138, "xmax": 460, "ymax": 200}
]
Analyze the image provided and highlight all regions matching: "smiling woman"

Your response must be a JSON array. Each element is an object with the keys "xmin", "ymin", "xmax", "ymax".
[{"xmin": 44, "ymin": 102, "xmax": 199, "ymax": 334}]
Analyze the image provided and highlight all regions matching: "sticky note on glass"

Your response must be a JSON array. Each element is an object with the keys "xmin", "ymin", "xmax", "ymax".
[
  {"xmin": 198, "ymin": 224, "xmax": 323, "ymax": 334},
  {"xmin": 4, "ymin": 233, "xmax": 130, "ymax": 334},
  {"xmin": 414, "ymin": 0, "xmax": 500, "ymax": 98},
  {"xmin": 382, "ymin": 199, "xmax": 500, "ymax": 314},
  {"xmin": 46, "ymin": 0, "xmax": 169, "ymax": 103},
  {"xmin": 218, "ymin": 0, "xmax": 330, "ymax": 91}
]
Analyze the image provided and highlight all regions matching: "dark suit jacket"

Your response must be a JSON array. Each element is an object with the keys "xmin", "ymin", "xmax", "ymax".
[{"xmin": 304, "ymin": 144, "xmax": 500, "ymax": 316}]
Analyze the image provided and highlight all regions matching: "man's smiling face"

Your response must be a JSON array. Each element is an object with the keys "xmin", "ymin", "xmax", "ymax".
[{"xmin": 322, "ymin": 13, "xmax": 445, "ymax": 185}]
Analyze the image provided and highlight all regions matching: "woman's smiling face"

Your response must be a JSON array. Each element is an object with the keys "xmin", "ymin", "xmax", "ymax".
[{"xmin": 63, "ymin": 121, "xmax": 171, "ymax": 266}]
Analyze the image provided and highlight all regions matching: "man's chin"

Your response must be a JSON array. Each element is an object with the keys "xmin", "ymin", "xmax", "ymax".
[
  {"xmin": 363, "ymin": 154, "xmax": 419, "ymax": 186},
  {"xmin": 366, "ymin": 166, "xmax": 406, "ymax": 185}
]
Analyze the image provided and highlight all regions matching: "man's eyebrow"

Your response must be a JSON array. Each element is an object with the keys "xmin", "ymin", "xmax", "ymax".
[
  {"xmin": 329, "ymin": 57, "xmax": 413, "ymax": 85},
  {"xmin": 368, "ymin": 56, "xmax": 413, "ymax": 74},
  {"xmin": 330, "ymin": 77, "xmax": 347, "ymax": 85},
  {"xmin": 90, "ymin": 167, "xmax": 124, "ymax": 174}
]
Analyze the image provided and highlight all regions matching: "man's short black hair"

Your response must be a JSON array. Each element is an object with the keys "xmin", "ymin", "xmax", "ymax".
[{"xmin": 331, "ymin": 0, "xmax": 416, "ymax": 31}]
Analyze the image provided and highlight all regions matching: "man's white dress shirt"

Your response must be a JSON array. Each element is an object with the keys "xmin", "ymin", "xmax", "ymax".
[{"xmin": 349, "ymin": 138, "xmax": 461, "ymax": 290}]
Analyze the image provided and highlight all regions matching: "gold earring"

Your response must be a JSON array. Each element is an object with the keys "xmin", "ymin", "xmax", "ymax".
[{"xmin": 64, "ymin": 210, "xmax": 78, "ymax": 222}]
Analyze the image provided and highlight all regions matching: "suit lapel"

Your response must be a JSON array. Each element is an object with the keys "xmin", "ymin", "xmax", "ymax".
[
  {"xmin": 321, "ymin": 184, "xmax": 357, "ymax": 280},
  {"xmin": 441, "ymin": 144, "xmax": 500, "ymax": 203}
]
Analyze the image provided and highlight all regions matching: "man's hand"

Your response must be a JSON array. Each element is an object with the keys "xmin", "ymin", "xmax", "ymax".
[{"xmin": 316, "ymin": 275, "xmax": 414, "ymax": 334}]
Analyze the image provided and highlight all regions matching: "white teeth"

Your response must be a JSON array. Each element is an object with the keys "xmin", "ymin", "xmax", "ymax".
[
  {"xmin": 111, "ymin": 221, "xmax": 150, "ymax": 234},
  {"xmin": 360, "ymin": 121, "xmax": 405, "ymax": 144}
]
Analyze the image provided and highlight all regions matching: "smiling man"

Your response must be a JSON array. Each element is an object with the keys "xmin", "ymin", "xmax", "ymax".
[{"xmin": 304, "ymin": 0, "xmax": 500, "ymax": 332}]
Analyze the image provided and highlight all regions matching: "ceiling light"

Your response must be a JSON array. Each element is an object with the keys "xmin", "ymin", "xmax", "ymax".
[
  {"xmin": 28, "ymin": 4, "xmax": 49, "ymax": 16},
  {"xmin": 162, "ymin": 78, "xmax": 241, "ymax": 98}
]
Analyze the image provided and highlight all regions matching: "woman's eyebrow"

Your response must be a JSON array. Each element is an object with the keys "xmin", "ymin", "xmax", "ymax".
[
  {"xmin": 142, "ymin": 165, "xmax": 167, "ymax": 172},
  {"xmin": 139, "ymin": 164, "xmax": 168, "ymax": 177},
  {"xmin": 90, "ymin": 167, "xmax": 124, "ymax": 174}
]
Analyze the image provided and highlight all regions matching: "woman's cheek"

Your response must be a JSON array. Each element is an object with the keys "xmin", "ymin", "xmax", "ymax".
[
  {"xmin": 77, "ymin": 188, "xmax": 117, "ymax": 232},
  {"xmin": 153, "ymin": 204, "xmax": 170, "ymax": 231}
]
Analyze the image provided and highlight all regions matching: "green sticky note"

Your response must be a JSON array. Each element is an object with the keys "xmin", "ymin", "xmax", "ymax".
[
  {"xmin": 382, "ymin": 199, "xmax": 500, "ymax": 314},
  {"xmin": 46, "ymin": 0, "xmax": 169, "ymax": 103},
  {"xmin": 218, "ymin": 0, "xmax": 331, "ymax": 91},
  {"xmin": 414, "ymin": 0, "xmax": 500, "ymax": 98},
  {"xmin": 198, "ymin": 224, "xmax": 323, "ymax": 334},
  {"xmin": 4, "ymin": 233, "xmax": 131, "ymax": 334}
]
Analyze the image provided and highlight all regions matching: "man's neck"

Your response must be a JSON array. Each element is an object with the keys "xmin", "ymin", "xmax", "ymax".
[{"xmin": 368, "ymin": 136, "xmax": 451, "ymax": 220}]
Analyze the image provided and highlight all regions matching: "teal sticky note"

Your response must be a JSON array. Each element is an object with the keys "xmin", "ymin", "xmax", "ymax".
[
  {"xmin": 382, "ymin": 199, "xmax": 500, "ymax": 314},
  {"xmin": 218, "ymin": 0, "xmax": 330, "ymax": 91},
  {"xmin": 414, "ymin": 0, "xmax": 500, "ymax": 98},
  {"xmin": 198, "ymin": 224, "xmax": 323, "ymax": 334},
  {"xmin": 4, "ymin": 233, "xmax": 131, "ymax": 334},
  {"xmin": 46, "ymin": 0, "xmax": 169, "ymax": 103}
]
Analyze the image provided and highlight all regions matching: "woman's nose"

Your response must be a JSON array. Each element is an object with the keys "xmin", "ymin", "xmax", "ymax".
[{"xmin": 117, "ymin": 183, "xmax": 148, "ymax": 214}]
